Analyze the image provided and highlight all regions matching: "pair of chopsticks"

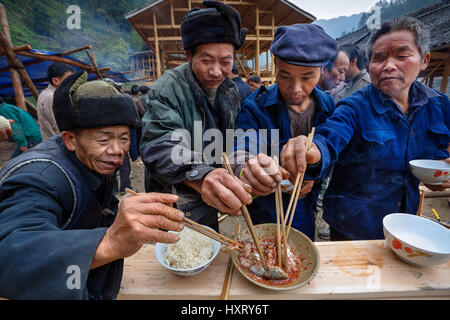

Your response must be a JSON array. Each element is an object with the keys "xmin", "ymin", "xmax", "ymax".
[
  {"xmin": 220, "ymin": 223, "xmax": 240, "ymax": 300},
  {"xmin": 222, "ymin": 153, "xmax": 269, "ymax": 270},
  {"xmin": 124, "ymin": 188, "xmax": 243, "ymax": 251},
  {"xmin": 274, "ymin": 156, "xmax": 289, "ymax": 271},
  {"xmin": 284, "ymin": 127, "xmax": 315, "ymax": 241}
]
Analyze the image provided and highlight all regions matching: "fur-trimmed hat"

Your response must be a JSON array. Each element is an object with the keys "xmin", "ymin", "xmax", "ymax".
[
  {"xmin": 52, "ymin": 71, "xmax": 138, "ymax": 131},
  {"xmin": 180, "ymin": 0, "xmax": 247, "ymax": 51}
]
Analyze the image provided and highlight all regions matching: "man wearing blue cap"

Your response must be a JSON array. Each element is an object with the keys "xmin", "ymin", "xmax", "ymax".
[{"xmin": 232, "ymin": 24, "xmax": 337, "ymax": 240}]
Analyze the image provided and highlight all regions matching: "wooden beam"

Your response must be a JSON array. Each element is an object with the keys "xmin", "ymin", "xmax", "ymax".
[
  {"xmin": 147, "ymin": 36, "xmax": 182, "ymax": 41},
  {"xmin": 18, "ymin": 51, "xmax": 95, "ymax": 71},
  {"xmin": 59, "ymin": 45, "xmax": 91, "ymax": 57},
  {"xmin": 0, "ymin": 44, "xmax": 32, "ymax": 57},
  {"xmin": 244, "ymin": 35, "xmax": 274, "ymax": 41},
  {"xmin": 135, "ymin": 23, "xmax": 180, "ymax": 29},
  {"xmin": 0, "ymin": 4, "xmax": 26, "ymax": 110},
  {"xmin": 86, "ymin": 50, "xmax": 103, "ymax": 80}
]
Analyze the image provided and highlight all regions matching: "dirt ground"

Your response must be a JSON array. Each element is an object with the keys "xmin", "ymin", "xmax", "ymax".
[{"xmin": 1, "ymin": 139, "xmax": 448, "ymax": 241}]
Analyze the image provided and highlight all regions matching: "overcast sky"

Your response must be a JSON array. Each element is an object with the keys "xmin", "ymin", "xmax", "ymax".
[{"xmin": 291, "ymin": 0, "xmax": 382, "ymax": 20}]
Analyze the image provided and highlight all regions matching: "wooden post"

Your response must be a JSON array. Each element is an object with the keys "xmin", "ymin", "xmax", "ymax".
[
  {"xmin": 255, "ymin": 6, "xmax": 260, "ymax": 77},
  {"xmin": 271, "ymin": 15, "xmax": 275, "ymax": 83},
  {"xmin": 86, "ymin": 50, "xmax": 103, "ymax": 80},
  {"xmin": 440, "ymin": 56, "xmax": 449, "ymax": 93},
  {"xmin": 0, "ymin": 32, "xmax": 40, "ymax": 101},
  {"xmin": 0, "ymin": 4, "xmax": 26, "ymax": 110},
  {"xmin": 170, "ymin": 0, "xmax": 175, "ymax": 27},
  {"xmin": 153, "ymin": 13, "xmax": 161, "ymax": 79}
]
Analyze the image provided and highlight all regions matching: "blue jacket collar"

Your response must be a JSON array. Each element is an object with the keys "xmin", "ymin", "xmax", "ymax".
[{"xmin": 371, "ymin": 81, "xmax": 441, "ymax": 115}]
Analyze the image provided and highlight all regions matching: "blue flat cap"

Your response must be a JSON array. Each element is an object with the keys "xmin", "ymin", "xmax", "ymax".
[{"xmin": 270, "ymin": 24, "xmax": 337, "ymax": 67}]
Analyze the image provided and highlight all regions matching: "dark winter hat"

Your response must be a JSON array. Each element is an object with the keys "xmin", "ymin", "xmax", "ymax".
[
  {"xmin": 180, "ymin": 0, "xmax": 247, "ymax": 51},
  {"xmin": 270, "ymin": 24, "xmax": 337, "ymax": 67},
  {"xmin": 53, "ymin": 71, "xmax": 138, "ymax": 131}
]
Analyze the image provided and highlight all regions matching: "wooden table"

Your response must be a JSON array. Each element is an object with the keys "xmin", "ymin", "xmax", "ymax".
[{"xmin": 118, "ymin": 240, "xmax": 450, "ymax": 300}]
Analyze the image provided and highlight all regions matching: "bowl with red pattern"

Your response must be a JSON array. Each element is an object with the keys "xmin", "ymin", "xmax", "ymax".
[
  {"xmin": 383, "ymin": 213, "xmax": 450, "ymax": 267},
  {"xmin": 409, "ymin": 159, "xmax": 450, "ymax": 185}
]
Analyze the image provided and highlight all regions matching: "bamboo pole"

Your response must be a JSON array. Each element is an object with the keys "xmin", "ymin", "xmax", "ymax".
[{"xmin": 0, "ymin": 4, "xmax": 26, "ymax": 110}]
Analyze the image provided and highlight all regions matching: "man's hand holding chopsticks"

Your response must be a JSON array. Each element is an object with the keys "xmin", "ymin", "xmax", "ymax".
[
  {"xmin": 240, "ymin": 153, "xmax": 289, "ymax": 196},
  {"xmin": 280, "ymin": 134, "xmax": 321, "ymax": 185},
  {"xmin": 90, "ymin": 193, "xmax": 184, "ymax": 269}
]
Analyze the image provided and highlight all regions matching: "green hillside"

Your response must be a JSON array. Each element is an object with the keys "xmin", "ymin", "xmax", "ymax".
[{"xmin": 1, "ymin": 0, "xmax": 149, "ymax": 71}]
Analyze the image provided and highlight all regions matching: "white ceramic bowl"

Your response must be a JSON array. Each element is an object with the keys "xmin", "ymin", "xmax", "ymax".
[
  {"xmin": 409, "ymin": 159, "xmax": 450, "ymax": 185},
  {"xmin": 155, "ymin": 226, "xmax": 221, "ymax": 276},
  {"xmin": 383, "ymin": 213, "xmax": 450, "ymax": 267}
]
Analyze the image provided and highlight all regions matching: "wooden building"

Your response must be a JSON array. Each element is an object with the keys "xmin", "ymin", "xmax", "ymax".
[
  {"xmin": 336, "ymin": 0, "xmax": 450, "ymax": 94},
  {"xmin": 125, "ymin": 0, "xmax": 315, "ymax": 83}
]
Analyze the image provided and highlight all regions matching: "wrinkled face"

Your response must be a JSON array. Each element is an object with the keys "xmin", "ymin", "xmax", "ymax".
[
  {"xmin": 275, "ymin": 57, "xmax": 321, "ymax": 106},
  {"xmin": 369, "ymin": 30, "xmax": 429, "ymax": 100},
  {"xmin": 321, "ymin": 51, "xmax": 350, "ymax": 90},
  {"xmin": 63, "ymin": 126, "xmax": 130, "ymax": 176},
  {"xmin": 248, "ymin": 80, "xmax": 261, "ymax": 91},
  {"xmin": 186, "ymin": 43, "xmax": 234, "ymax": 90}
]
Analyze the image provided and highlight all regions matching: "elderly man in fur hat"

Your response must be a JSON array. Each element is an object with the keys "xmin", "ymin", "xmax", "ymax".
[
  {"xmin": 0, "ymin": 72, "xmax": 185, "ymax": 300},
  {"xmin": 140, "ymin": 0, "xmax": 284, "ymax": 231}
]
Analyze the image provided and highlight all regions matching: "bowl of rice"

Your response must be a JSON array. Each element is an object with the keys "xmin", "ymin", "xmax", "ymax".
[{"xmin": 155, "ymin": 226, "xmax": 221, "ymax": 276}]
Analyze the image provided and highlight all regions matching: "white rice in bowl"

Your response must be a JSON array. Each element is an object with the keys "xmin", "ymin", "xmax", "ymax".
[{"xmin": 164, "ymin": 227, "xmax": 213, "ymax": 269}]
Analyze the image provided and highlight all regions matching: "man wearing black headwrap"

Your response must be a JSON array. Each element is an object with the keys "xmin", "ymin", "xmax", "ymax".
[{"xmin": 140, "ymin": 0, "xmax": 283, "ymax": 231}]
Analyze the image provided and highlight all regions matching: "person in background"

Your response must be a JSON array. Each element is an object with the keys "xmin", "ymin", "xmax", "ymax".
[
  {"xmin": 334, "ymin": 44, "xmax": 371, "ymax": 101},
  {"xmin": 0, "ymin": 71, "xmax": 184, "ymax": 299},
  {"xmin": 139, "ymin": 85, "xmax": 150, "ymax": 109},
  {"xmin": 281, "ymin": 16, "xmax": 449, "ymax": 241},
  {"xmin": 0, "ymin": 115, "xmax": 13, "ymax": 141},
  {"xmin": 228, "ymin": 62, "xmax": 252, "ymax": 103},
  {"xmin": 0, "ymin": 97, "xmax": 42, "ymax": 159},
  {"xmin": 247, "ymin": 75, "xmax": 262, "ymax": 92},
  {"xmin": 317, "ymin": 49, "xmax": 350, "ymax": 95},
  {"xmin": 37, "ymin": 63, "xmax": 75, "ymax": 139},
  {"xmin": 233, "ymin": 24, "xmax": 337, "ymax": 240}
]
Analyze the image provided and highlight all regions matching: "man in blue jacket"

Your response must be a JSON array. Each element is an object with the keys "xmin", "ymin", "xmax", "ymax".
[
  {"xmin": 233, "ymin": 24, "xmax": 337, "ymax": 240},
  {"xmin": 0, "ymin": 71, "xmax": 184, "ymax": 299},
  {"xmin": 281, "ymin": 17, "xmax": 449, "ymax": 240}
]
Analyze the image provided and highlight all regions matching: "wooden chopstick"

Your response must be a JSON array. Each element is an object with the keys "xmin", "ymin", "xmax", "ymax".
[
  {"xmin": 222, "ymin": 153, "xmax": 269, "ymax": 270},
  {"xmin": 183, "ymin": 216, "xmax": 243, "ymax": 250},
  {"xmin": 286, "ymin": 127, "xmax": 315, "ymax": 240},
  {"xmin": 124, "ymin": 188, "xmax": 243, "ymax": 251},
  {"xmin": 220, "ymin": 223, "xmax": 240, "ymax": 300},
  {"xmin": 274, "ymin": 157, "xmax": 282, "ymax": 269}
]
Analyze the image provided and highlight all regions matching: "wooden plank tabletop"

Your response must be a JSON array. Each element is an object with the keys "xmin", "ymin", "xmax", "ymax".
[{"xmin": 118, "ymin": 240, "xmax": 450, "ymax": 300}]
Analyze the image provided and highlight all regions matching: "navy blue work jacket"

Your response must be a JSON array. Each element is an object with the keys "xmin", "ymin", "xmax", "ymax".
[
  {"xmin": 313, "ymin": 81, "xmax": 450, "ymax": 240},
  {"xmin": 235, "ymin": 84, "xmax": 336, "ymax": 239}
]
